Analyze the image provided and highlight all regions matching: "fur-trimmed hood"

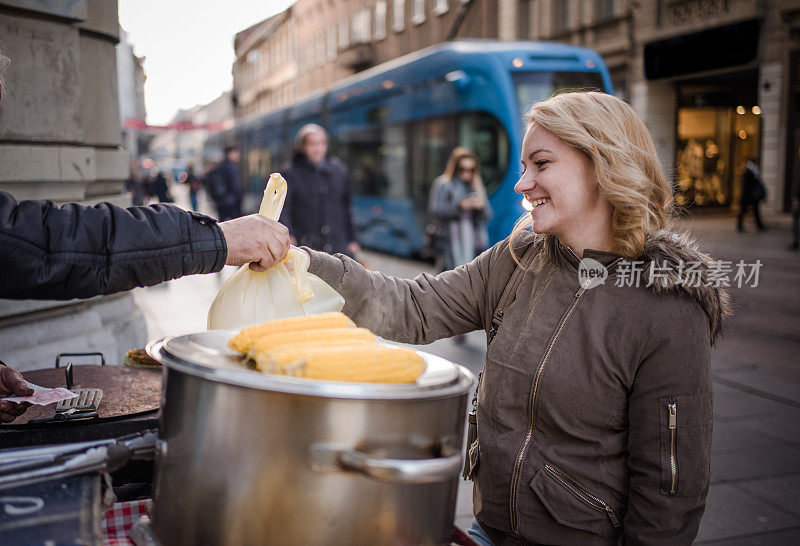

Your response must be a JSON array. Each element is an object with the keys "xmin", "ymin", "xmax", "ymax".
[
  {"xmin": 639, "ymin": 231, "xmax": 733, "ymax": 344},
  {"xmin": 530, "ymin": 230, "xmax": 732, "ymax": 344}
]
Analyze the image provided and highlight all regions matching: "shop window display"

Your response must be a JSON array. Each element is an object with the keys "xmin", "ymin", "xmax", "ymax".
[{"xmin": 675, "ymin": 106, "xmax": 760, "ymax": 207}]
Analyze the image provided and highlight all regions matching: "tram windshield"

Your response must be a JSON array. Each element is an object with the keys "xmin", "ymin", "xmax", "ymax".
[{"xmin": 513, "ymin": 71, "xmax": 606, "ymax": 118}]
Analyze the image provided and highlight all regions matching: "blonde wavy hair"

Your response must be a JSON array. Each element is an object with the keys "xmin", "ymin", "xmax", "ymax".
[{"xmin": 510, "ymin": 92, "xmax": 673, "ymax": 259}]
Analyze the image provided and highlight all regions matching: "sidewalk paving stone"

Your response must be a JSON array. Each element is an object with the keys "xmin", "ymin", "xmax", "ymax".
[
  {"xmin": 710, "ymin": 445, "xmax": 800, "ymax": 483},
  {"xmin": 712, "ymin": 390, "xmax": 797, "ymax": 422},
  {"xmin": 734, "ymin": 475, "xmax": 800, "ymax": 519},
  {"xmin": 712, "ymin": 366, "xmax": 800, "ymax": 405},
  {"xmin": 696, "ymin": 526, "xmax": 800, "ymax": 545},
  {"xmin": 737, "ymin": 411, "xmax": 800, "ymax": 448},
  {"xmin": 694, "ymin": 484, "xmax": 800, "ymax": 543},
  {"xmin": 711, "ymin": 421, "xmax": 788, "ymax": 452}
]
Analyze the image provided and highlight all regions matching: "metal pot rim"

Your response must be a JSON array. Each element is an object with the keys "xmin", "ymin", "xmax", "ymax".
[{"xmin": 146, "ymin": 337, "xmax": 475, "ymax": 401}]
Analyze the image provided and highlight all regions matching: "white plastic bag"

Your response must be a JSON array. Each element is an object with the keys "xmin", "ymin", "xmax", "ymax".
[{"xmin": 207, "ymin": 173, "xmax": 344, "ymax": 330}]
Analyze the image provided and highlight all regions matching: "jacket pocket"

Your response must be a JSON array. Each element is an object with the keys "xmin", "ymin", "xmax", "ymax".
[
  {"xmin": 529, "ymin": 463, "xmax": 622, "ymax": 535},
  {"xmin": 659, "ymin": 393, "xmax": 713, "ymax": 497}
]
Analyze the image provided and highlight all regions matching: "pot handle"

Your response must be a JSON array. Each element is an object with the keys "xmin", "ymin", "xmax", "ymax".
[{"xmin": 310, "ymin": 445, "xmax": 462, "ymax": 484}]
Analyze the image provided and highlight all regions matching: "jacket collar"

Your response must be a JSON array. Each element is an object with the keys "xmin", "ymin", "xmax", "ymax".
[
  {"xmin": 555, "ymin": 239, "xmax": 624, "ymax": 268},
  {"xmin": 294, "ymin": 151, "xmax": 329, "ymax": 173},
  {"xmin": 526, "ymin": 231, "xmax": 732, "ymax": 344}
]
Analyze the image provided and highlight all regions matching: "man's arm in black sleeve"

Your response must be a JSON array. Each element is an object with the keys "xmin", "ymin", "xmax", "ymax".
[{"xmin": 0, "ymin": 191, "xmax": 227, "ymax": 300}]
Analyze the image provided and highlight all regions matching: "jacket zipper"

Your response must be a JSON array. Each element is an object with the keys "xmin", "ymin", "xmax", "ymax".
[
  {"xmin": 668, "ymin": 401, "xmax": 677, "ymax": 494},
  {"xmin": 544, "ymin": 464, "xmax": 622, "ymax": 528},
  {"xmin": 509, "ymin": 250, "xmax": 622, "ymax": 535},
  {"xmin": 509, "ymin": 285, "xmax": 585, "ymax": 534}
]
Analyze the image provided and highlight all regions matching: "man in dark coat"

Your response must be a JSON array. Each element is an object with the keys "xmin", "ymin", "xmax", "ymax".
[
  {"xmin": 0, "ymin": 191, "xmax": 290, "ymax": 422},
  {"xmin": 737, "ymin": 158, "xmax": 766, "ymax": 232},
  {"xmin": 279, "ymin": 124, "xmax": 359, "ymax": 257},
  {"xmin": 211, "ymin": 146, "xmax": 244, "ymax": 221}
]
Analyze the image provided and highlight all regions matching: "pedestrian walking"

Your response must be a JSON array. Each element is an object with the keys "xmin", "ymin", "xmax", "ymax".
[
  {"xmin": 737, "ymin": 157, "xmax": 766, "ymax": 232},
  {"xmin": 300, "ymin": 92, "xmax": 730, "ymax": 545},
  {"xmin": 152, "ymin": 170, "xmax": 173, "ymax": 203},
  {"xmin": 125, "ymin": 162, "xmax": 146, "ymax": 206},
  {"xmin": 184, "ymin": 164, "xmax": 202, "ymax": 212},
  {"xmin": 207, "ymin": 146, "xmax": 244, "ymax": 221},
  {"xmin": 279, "ymin": 124, "xmax": 359, "ymax": 257},
  {"xmin": 428, "ymin": 147, "xmax": 493, "ymax": 272}
]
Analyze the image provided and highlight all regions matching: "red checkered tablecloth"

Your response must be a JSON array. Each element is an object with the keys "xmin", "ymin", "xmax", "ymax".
[{"xmin": 103, "ymin": 499, "xmax": 152, "ymax": 546}]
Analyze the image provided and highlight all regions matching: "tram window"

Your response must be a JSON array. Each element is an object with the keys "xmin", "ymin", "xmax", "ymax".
[
  {"xmin": 513, "ymin": 71, "xmax": 605, "ymax": 118},
  {"xmin": 246, "ymin": 147, "xmax": 271, "ymax": 191},
  {"xmin": 410, "ymin": 113, "xmax": 508, "ymax": 206},
  {"xmin": 337, "ymin": 125, "xmax": 408, "ymax": 199},
  {"xmin": 458, "ymin": 113, "xmax": 509, "ymax": 195},
  {"xmin": 410, "ymin": 116, "xmax": 458, "ymax": 209}
]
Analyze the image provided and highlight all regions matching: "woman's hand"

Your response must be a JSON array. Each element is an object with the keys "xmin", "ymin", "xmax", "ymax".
[
  {"xmin": 219, "ymin": 215, "xmax": 291, "ymax": 272},
  {"xmin": 460, "ymin": 195, "xmax": 483, "ymax": 210},
  {"xmin": 0, "ymin": 364, "xmax": 33, "ymax": 423}
]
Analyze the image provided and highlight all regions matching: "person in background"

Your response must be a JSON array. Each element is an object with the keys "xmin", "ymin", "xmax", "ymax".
[
  {"xmin": 211, "ymin": 146, "xmax": 244, "ymax": 221},
  {"xmin": 125, "ymin": 161, "xmax": 146, "ymax": 206},
  {"xmin": 152, "ymin": 170, "xmax": 173, "ymax": 203},
  {"xmin": 280, "ymin": 124, "xmax": 359, "ymax": 257},
  {"xmin": 737, "ymin": 157, "xmax": 766, "ymax": 232},
  {"xmin": 184, "ymin": 164, "xmax": 202, "ymax": 212},
  {"xmin": 428, "ymin": 147, "xmax": 493, "ymax": 272}
]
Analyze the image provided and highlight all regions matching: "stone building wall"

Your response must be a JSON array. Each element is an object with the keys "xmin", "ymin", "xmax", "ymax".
[{"xmin": 0, "ymin": 0, "xmax": 145, "ymax": 371}]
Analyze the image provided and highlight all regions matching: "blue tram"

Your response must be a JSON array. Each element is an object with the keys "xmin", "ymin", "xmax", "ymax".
[{"xmin": 207, "ymin": 40, "xmax": 613, "ymax": 257}]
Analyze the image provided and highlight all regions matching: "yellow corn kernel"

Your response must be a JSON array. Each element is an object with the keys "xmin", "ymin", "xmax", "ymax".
[
  {"xmin": 252, "ymin": 341, "xmax": 375, "ymax": 372},
  {"xmin": 247, "ymin": 327, "xmax": 376, "ymax": 358},
  {"xmin": 228, "ymin": 312, "xmax": 355, "ymax": 354},
  {"xmin": 280, "ymin": 345, "xmax": 426, "ymax": 383}
]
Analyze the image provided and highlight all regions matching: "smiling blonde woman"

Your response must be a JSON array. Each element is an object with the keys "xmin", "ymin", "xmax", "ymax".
[{"xmin": 303, "ymin": 92, "xmax": 731, "ymax": 545}]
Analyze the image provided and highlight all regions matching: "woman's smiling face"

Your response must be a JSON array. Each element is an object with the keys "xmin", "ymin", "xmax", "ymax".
[{"xmin": 514, "ymin": 124, "xmax": 609, "ymax": 242}]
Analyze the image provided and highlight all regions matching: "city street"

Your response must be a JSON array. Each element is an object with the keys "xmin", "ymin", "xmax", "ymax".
[
  {"xmin": 134, "ymin": 184, "xmax": 800, "ymax": 544},
  {"xmin": 3, "ymin": 2, "xmax": 799, "ymax": 544}
]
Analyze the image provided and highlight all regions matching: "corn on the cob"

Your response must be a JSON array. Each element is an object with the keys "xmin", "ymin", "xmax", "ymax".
[
  {"xmin": 228, "ymin": 312, "xmax": 355, "ymax": 354},
  {"xmin": 280, "ymin": 345, "xmax": 426, "ymax": 383},
  {"xmin": 252, "ymin": 341, "xmax": 375, "ymax": 372},
  {"xmin": 247, "ymin": 327, "xmax": 376, "ymax": 357}
]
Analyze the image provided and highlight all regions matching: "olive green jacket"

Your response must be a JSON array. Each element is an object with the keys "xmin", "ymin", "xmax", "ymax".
[{"xmin": 306, "ymin": 231, "xmax": 730, "ymax": 545}]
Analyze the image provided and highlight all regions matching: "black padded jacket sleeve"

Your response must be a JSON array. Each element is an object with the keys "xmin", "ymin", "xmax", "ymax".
[{"xmin": 0, "ymin": 192, "xmax": 227, "ymax": 300}]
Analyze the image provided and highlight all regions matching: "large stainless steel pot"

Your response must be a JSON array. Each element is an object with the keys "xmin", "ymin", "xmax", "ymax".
[{"xmin": 147, "ymin": 331, "xmax": 475, "ymax": 546}]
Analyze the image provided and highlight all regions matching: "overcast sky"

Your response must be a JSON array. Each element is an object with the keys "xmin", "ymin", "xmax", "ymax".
[{"xmin": 119, "ymin": 0, "xmax": 294, "ymax": 125}]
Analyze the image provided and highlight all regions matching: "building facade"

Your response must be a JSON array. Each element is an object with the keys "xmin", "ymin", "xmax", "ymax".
[
  {"xmin": 233, "ymin": 0, "xmax": 498, "ymax": 120},
  {"xmin": 117, "ymin": 27, "xmax": 148, "ymax": 159},
  {"xmin": 508, "ymin": 0, "xmax": 799, "ymax": 214},
  {"xmin": 149, "ymin": 91, "xmax": 234, "ymax": 175},
  {"xmin": 233, "ymin": 0, "xmax": 798, "ymax": 214},
  {"xmin": 233, "ymin": 10, "xmax": 298, "ymax": 119}
]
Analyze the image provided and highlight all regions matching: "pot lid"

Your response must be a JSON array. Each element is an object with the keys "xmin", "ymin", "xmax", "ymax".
[{"xmin": 148, "ymin": 331, "xmax": 474, "ymax": 400}]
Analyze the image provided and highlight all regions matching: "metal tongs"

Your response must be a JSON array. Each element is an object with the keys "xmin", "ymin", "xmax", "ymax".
[
  {"xmin": 0, "ymin": 430, "xmax": 158, "ymax": 491},
  {"xmin": 28, "ymin": 361, "xmax": 103, "ymax": 424}
]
